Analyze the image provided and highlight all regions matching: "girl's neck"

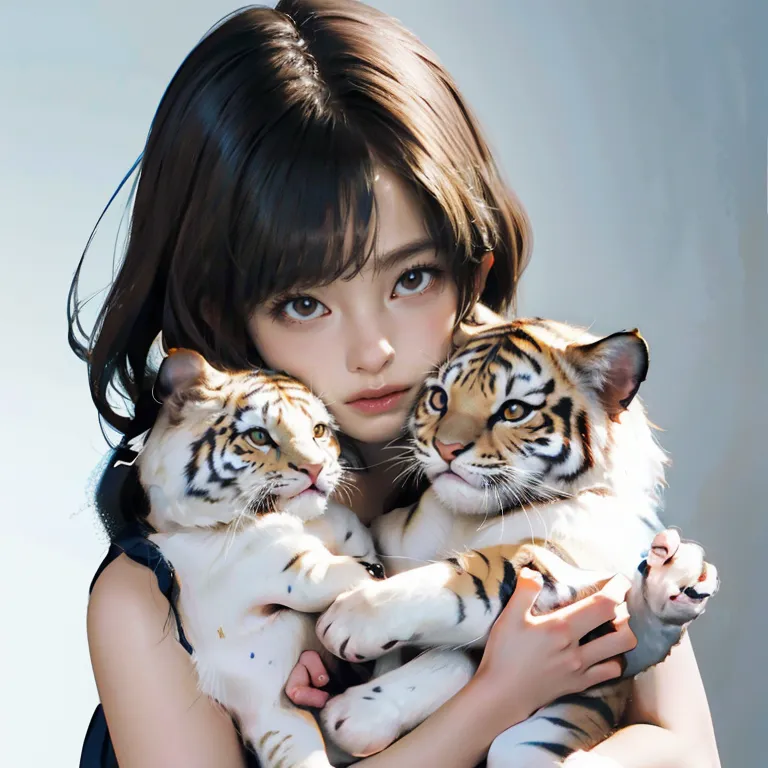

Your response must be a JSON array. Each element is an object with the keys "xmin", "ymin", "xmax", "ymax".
[{"xmin": 342, "ymin": 437, "xmax": 410, "ymax": 525}]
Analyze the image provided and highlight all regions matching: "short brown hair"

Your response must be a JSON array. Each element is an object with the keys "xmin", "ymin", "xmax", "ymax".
[{"xmin": 69, "ymin": 0, "xmax": 531, "ymax": 437}]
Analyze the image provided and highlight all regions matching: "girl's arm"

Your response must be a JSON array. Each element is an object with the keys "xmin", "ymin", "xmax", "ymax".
[
  {"xmin": 589, "ymin": 634, "xmax": 721, "ymax": 768},
  {"xmin": 88, "ymin": 555, "xmax": 248, "ymax": 768},
  {"xmin": 91, "ymin": 565, "xmax": 635, "ymax": 768}
]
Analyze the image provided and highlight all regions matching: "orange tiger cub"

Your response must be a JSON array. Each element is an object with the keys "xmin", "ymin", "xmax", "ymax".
[{"xmin": 316, "ymin": 313, "xmax": 719, "ymax": 767}]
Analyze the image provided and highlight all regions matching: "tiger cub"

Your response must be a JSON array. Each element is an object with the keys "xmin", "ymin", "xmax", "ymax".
[
  {"xmin": 136, "ymin": 349, "xmax": 382, "ymax": 768},
  {"xmin": 316, "ymin": 315, "xmax": 719, "ymax": 766}
]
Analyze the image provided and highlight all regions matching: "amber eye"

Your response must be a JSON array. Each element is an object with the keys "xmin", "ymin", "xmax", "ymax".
[
  {"xmin": 501, "ymin": 401, "xmax": 532, "ymax": 423},
  {"xmin": 313, "ymin": 423, "xmax": 329, "ymax": 439},
  {"xmin": 244, "ymin": 428, "xmax": 271, "ymax": 448},
  {"xmin": 426, "ymin": 387, "xmax": 447, "ymax": 413}
]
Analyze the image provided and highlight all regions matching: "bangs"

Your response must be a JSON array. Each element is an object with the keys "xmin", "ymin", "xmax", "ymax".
[
  {"xmin": 220, "ymin": 115, "xmax": 500, "ymax": 328},
  {"xmin": 231, "ymin": 115, "xmax": 380, "ymax": 310}
]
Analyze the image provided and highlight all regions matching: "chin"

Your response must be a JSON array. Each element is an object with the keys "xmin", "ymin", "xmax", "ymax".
[
  {"xmin": 335, "ymin": 410, "xmax": 409, "ymax": 445},
  {"xmin": 280, "ymin": 490, "xmax": 329, "ymax": 521},
  {"xmin": 431, "ymin": 473, "xmax": 500, "ymax": 516}
]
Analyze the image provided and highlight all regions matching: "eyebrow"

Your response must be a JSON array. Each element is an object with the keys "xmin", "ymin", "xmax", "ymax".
[{"xmin": 374, "ymin": 238, "xmax": 438, "ymax": 272}]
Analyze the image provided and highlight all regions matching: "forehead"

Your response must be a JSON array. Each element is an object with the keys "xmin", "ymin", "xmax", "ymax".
[
  {"xmin": 438, "ymin": 330, "xmax": 553, "ymax": 405},
  {"xmin": 371, "ymin": 168, "xmax": 429, "ymax": 258},
  {"xmin": 224, "ymin": 371, "xmax": 330, "ymax": 429}
]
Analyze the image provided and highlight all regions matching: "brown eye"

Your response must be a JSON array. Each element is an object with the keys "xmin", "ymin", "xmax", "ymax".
[
  {"xmin": 502, "ymin": 401, "xmax": 532, "ymax": 423},
  {"xmin": 313, "ymin": 423, "xmax": 329, "ymax": 439},
  {"xmin": 428, "ymin": 387, "xmax": 448, "ymax": 412},
  {"xmin": 282, "ymin": 297, "xmax": 327, "ymax": 322},
  {"xmin": 244, "ymin": 428, "xmax": 271, "ymax": 447}
]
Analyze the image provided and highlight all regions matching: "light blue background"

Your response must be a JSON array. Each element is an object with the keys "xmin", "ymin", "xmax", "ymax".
[{"xmin": 1, "ymin": 1, "xmax": 765, "ymax": 765}]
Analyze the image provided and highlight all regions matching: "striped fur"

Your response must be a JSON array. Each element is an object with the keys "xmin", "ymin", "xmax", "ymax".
[
  {"xmin": 137, "ymin": 350, "xmax": 380, "ymax": 768},
  {"xmin": 317, "ymin": 318, "xmax": 718, "ymax": 766}
]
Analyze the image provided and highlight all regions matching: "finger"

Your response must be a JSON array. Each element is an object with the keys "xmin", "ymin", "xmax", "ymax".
[
  {"xmin": 288, "ymin": 686, "xmax": 331, "ymax": 709},
  {"xmin": 298, "ymin": 650, "xmax": 329, "ymax": 688},
  {"xmin": 580, "ymin": 624, "xmax": 636, "ymax": 669},
  {"xmin": 554, "ymin": 574, "xmax": 631, "ymax": 640},
  {"xmin": 285, "ymin": 661, "xmax": 311, "ymax": 695},
  {"xmin": 580, "ymin": 657, "xmax": 625, "ymax": 689},
  {"xmin": 498, "ymin": 567, "xmax": 543, "ymax": 622}
]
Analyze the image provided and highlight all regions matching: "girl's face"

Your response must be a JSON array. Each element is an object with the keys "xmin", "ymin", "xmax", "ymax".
[{"xmin": 249, "ymin": 168, "xmax": 458, "ymax": 445}]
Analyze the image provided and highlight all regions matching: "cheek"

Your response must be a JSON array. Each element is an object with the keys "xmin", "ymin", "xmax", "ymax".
[
  {"xmin": 399, "ymin": 287, "xmax": 457, "ymax": 369},
  {"xmin": 249, "ymin": 316, "xmax": 336, "ymax": 390}
]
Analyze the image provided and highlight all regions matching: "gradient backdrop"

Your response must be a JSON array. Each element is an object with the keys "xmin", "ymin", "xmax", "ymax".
[{"xmin": 1, "ymin": 1, "xmax": 765, "ymax": 765}]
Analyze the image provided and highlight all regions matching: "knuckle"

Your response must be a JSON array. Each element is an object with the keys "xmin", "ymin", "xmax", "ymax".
[
  {"xmin": 548, "ymin": 617, "xmax": 571, "ymax": 646},
  {"xmin": 567, "ymin": 650, "xmax": 584, "ymax": 673}
]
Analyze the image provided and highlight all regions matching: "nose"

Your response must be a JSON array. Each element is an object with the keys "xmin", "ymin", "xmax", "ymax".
[
  {"xmin": 345, "ymin": 322, "xmax": 395, "ymax": 375},
  {"xmin": 434, "ymin": 440, "xmax": 467, "ymax": 463},
  {"xmin": 298, "ymin": 463, "xmax": 323, "ymax": 485}
]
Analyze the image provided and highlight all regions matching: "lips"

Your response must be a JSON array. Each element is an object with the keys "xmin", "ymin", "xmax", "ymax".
[
  {"xmin": 345, "ymin": 385, "xmax": 411, "ymax": 415},
  {"xmin": 345, "ymin": 384, "xmax": 411, "ymax": 402}
]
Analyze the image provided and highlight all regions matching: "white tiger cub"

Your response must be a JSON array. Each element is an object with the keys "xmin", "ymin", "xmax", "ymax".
[
  {"xmin": 136, "ymin": 348, "xmax": 383, "ymax": 768},
  {"xmin": 316, "ymin": 314, "xmax": 719, "ymax": 766}
]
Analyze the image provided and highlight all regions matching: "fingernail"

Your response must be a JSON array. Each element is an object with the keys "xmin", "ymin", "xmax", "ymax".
[{"xmin": 318, "ymin": 675, "xmax": 327, "ymax": 683}]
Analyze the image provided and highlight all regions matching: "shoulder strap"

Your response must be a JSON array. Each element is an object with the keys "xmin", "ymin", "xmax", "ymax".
[{"xmin": 89, "ymin": 524, "xmax": 194, "ymax": 655}]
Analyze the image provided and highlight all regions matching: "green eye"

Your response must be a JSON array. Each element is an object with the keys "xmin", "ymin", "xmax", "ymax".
[{"xmin": 245, "ymin": 428, "xmax": 271, "ymax": 448}]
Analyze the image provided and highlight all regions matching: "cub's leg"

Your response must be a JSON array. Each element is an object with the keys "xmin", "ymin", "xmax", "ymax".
[
  {"xmin": 261, "ymin": 531, "xmax": 382, "ymax": 614},
  {"xmin": 317, "ymin": 547, "xmax": 514, "ymax": 660},
  {"xmin": 486, "ymin": 682, "xmax": 629, "ymax": 768},
  {"xmin": 240, "ymin": 704, "xmax": 332, "ymax": 768},
  {"xmin": 304, "ymin": 501, "xmax": 383, "ymax": 578},
  {"xmin": 317, "ymin": 544, "xmax": 604, "ymax": 661},
  {"xmin": 321, "ymin": 649, "xmax": 476, "ymax": 757},
  {"xmin": 624, "ymin": 529, "xmax": 719, "ymax": 677}
]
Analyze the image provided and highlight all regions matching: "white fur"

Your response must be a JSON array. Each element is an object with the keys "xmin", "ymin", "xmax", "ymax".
[{"xmin": 137, "ymin": 365, "xmax": 381, "ymax": 768}]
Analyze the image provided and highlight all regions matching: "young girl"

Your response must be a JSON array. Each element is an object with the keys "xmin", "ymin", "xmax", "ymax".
[{"xmin": 71, "ymin": 2, "xmax": 720, "ymax": 766}]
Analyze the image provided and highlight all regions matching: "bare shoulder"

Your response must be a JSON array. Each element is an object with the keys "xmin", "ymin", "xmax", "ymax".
[{"xmin": 87, "ymin": 553, "xmax": 247, "ymax": 768}]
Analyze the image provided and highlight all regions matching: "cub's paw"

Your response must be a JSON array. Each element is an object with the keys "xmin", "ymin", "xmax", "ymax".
[
  {"xmin": 321, "ymin": 684, "xmax": 403, "ymax": 758},
  {"xmin": 640, "ymin": 529, "xmax": 719, "ymax": 624},
  {"xmin": 317, "ymin": 583, "xmax": 412, "ymax": 662}
]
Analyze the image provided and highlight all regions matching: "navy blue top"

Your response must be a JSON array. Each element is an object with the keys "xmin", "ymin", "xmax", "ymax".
[{"xmin": 79, "ymin": 524, "xmax": 261, "ymax": 767}]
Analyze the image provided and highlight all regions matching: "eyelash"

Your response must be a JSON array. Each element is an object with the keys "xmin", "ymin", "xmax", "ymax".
[
  {"xmin": 269, "ymin": 263, "xmax": 445, "ymax": 324},
  {"xmin": 394, "ymin": 263, "xmax": 444, "ymax": 298}
]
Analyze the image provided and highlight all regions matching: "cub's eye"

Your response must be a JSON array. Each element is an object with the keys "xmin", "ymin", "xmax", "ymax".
[
  {"xmin": 501, "ymin": 401, "xmax": 532, "ymax": 423},
  {"xmin": 427, "ymin": 387, "xmax": 448, "ymax": 413},
  {"xmin": 244, "ymin": 428, "xmax": 271, "ymax": 448},
  {"xmin": 313, "ymin": 423, "xmax": 329, "ymax": 439}
]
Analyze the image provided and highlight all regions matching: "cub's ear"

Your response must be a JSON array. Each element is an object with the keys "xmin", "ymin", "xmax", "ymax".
[
  {"xmin": 563, "ymin": 330, "xmax": 649, "ymax": 420},
  {"xmin": 453, "ymin": 303, "xmax": 508, "ymax": 348},
  {"xmin": 155, "ymin": 349, "xmax": 209, "ymax": 402}
]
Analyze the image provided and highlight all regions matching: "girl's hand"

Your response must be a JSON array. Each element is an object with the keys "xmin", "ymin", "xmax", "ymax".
[
  {"xmin": 285, "ymin": 650, "xmax": 331, "ymax": 708},
  {"xmin": 474, "ymin": 568, "xmax": 635, "ymax": 724}
]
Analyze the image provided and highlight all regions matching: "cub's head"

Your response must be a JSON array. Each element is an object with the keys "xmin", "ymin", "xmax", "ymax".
[
  {"xmin": 409, "ymin": 313, "xmax": 663, "ymax": 515},
  {"xmin": 138, "ymin": 349, "xmax": 342, "ymax": 530}
]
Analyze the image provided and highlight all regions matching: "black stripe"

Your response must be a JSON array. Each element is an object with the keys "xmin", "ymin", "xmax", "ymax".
[
  {"xmin": 471, "ymin": 574, "xmax": 492, "ymax": 613},
  {"xmin": 455, "ymin": 592, "xmax": 466, "ymax": 624},
  {"xmin": 498, "ymin": 558, "xmax": 517, "ymax": 609},
  {"xmin": 282, "ymin": 550, "xmax": 310, "ymax": 571},
  {"xmin": 555, "ymin": 694, "xmax": 617, "ymax": 730},
  {"xmin": 520, "ymin": 741, "xmax": 573, "ymax": 758},
  {"xmin": 539, "ymin": 715, "xmax": 589, "ymax": 738},
  {"xmin": 558, "ymin": 410, "xmax": 593, "ymax": 482},
  {"xmin": 472, "ymin": 549, "xmax": 490, "ymax": 569}
]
